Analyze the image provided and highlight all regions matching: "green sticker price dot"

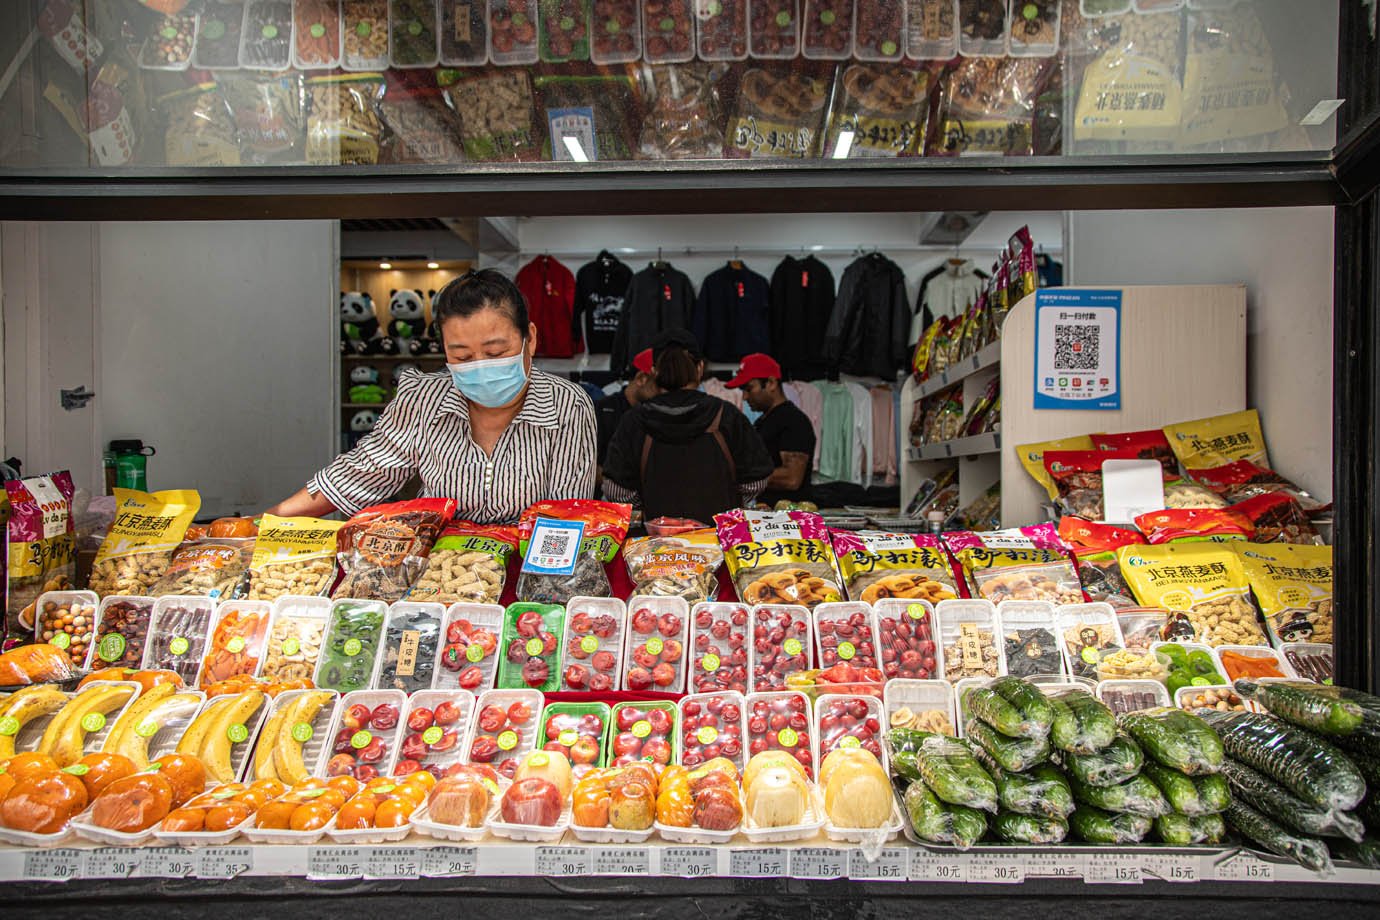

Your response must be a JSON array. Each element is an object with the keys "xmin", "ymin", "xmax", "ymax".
[
  {"xmin": 558, "ymin": 729, "xmax": 578, "ymax": 746},
  {"xmin": 580, "ymin": 636, "xmax": 599, "ymax": 654},
  {"xmin": 281, "ymin": 637, "xmax": 300, "ymax": 656},
  {"xmin": 51, "ymin": 633, "xmax": 70, "ymax": 650},
  {"xmin": 696, "ymin": 725, "xmax": 718, "ymax": 745},
  {"xmin": 80, "ymin": 712, "xmax": 106, "ymax": 733},
  {"xmin": 701, "ymin": 653, "xmax": 721, "ymax": 672},
  {"xmin": 466, "ymin": 644, "xmax": 484, "ymax": 663},
  {"xmin": 97, "ymin": 633, "xmax": 126, "ymax": 662},
  {"xmin": 350, "ymin": 730, "xmax": 372, "ymax": 749},
  {"xmin": 525, "ymin": 637, "xmax": 544, "ymax": 657},
  {"xmin": 169, "ymin": 636, "xmax": 189, "ymax": 656},
  {"xmin": 777, "ymin": 727, "xmax": 799, "ymax": 748},
  {"xmin": 646, "ymin": 637, "xmax": 664, "ymax": 655},
  {"xmin": 291, "ymin": 722, "xmax": 314, "ymax": 743},
  {"xmin": 135, "ymin": 720, "xmax": 159, "ymax": 738},
  {"xmin": 907, "ymin": 604, "xmax": 927, "ymax": 620},
  {"xmin": 310, "ymin": 23, "xmax": 326, "ymax": 38},
  {"xmin": 422, "ymin": 726, "xmax": 444, "ymax": 745},
  {"xmin": 225, "ymin": 636, "xmax": 246, "ymax": 654},
  {"xmin": 631, "ymin": 720, "xmax": 652, "ymax": 739},
  {"xmin": 62, "ymin": 764, "xmax": 90, "ymax": 776},
  {"xmin": 839, "ymin": 735, "xmax": 861, "ymax": 749},
  {"xmin": 783, "ymin": 638, "xmax": 803, "ymax": 656},
  {"xmin": 343, "ymin": 638, "xmax": 363, "ymax": 657},
  {"xmin": 837, "ymin": 641, "xmax": 856, "ymax": 661},
  {"xmin": 227, "ymin": 723, "xmax": 249, "ymax": 744},
  {"xmin": 496, "ymin": 730, "xmax": 518, "ymax": 751},
  {"xmin": 0, "ymin": 717, "xmax": 19, "ymax": 737}
]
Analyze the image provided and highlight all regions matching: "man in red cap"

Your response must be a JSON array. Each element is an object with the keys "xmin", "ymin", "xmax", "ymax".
[
  {"xmin": 727, "ymin": 353, "xmax": 815, "ymax": 507},
  {"xmin": 595, "ymin": 348, "xmax": 657, "ymax": 470}
]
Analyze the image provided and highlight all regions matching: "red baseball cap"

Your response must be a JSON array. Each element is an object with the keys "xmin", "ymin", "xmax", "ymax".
[
  {"xmin": 726, "ymin": 353, "xmax": 782, "ymax": 388},
  {"xmin": 632, "ymin": 348, "xmax": 654, "ymax": 375}
]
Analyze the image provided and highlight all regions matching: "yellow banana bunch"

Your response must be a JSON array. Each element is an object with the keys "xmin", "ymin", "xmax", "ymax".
[
  {"xmin": 104, "ymin": 687, "xmax": 202, "ymax": 770},
  {"xmin": 0, "ymin": 685, "xmax": 69, "ymax": 761},
  {"xmin": 36, "ymin": 682, "xmax": 136, "ymax": 767},
  {"xmin": 176, "ymin": 689, "xmax": 265, "ymax": 784},
  {"xmin": 270, "ymin": 690, "xmax": 334, "ymax": 785}
]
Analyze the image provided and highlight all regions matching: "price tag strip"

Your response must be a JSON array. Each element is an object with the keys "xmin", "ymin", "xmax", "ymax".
[
  {"xmin": 967, "ymin": 852, "xmax": 1026, "ymax": 884},
  {"xmin": 196, "ymin": 846, "xmax": 253, "ymax": 879},
  {"xmin": 421, "ymin": 846, "xmax": 478, "ymax": 878},
  {"xmin": 134, "ymin": 846, "xmax": 196, "ymax": 879},
  {"xmin": 535, "ymin": 845, "xmax": 591, "ymax": 877},
  {"xmin": 306, "ymin": 846, "xmax": 365, "ymax": 880},
  {"xmin": 85, "ymin": 847, "xmax": 143, "ymax": 879},
  {"xmin": 1213, "ymin": 851, "xmax": 1276, "ymax": 882},
  {"xmin": 1084, "ymin": 852, "xmax": 1142, "ymax": 885},
  {"xmin": 790, "ymin": 847, "xmax": 847, "ymax": 879},
  {"xmin": 591, "ymin": 847, "xmax": 651, "ymax": 876},
  {"xmin": 22, "ymin": 848, "xmax": 84, "ymax": 882},
  {"xmin": 849, "ymin": 847, "xmax": 908, "ymax": 881},
  {"xmin": 909, "ymin": 850, "xmax": 967, "ymax": 883},
  {"xmin": 364, "ymin": 846, "xmax": 420, "ymax": 879},
  {"xmin": 659, "ymin": 847, "xmax": 717, "ymax": 878},
  {"xmin": 1140, "ymin": 853, "xmax": 1202, "ymax": 884},
  {"xmin": 729, "ymin": 847, "xmax": 788, "ymax": 878},
  {"xmin": 1023, "ymin": 851, "xmax": 1085, "ymax": 880}
]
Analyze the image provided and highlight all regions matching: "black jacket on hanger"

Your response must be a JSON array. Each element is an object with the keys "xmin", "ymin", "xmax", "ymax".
[
  {"xmin": 769, "ymin": 255, "xmax": 835, "ymax": 379},
  {"xmin": 573, "ymin": 251, "xmax": 633, "ymax": 355},
  {"xmin": 609, "ymin": 262, "xmax": 695, "ymax": 374},
  {"xmin": 824, "ymin": 252, "xmax": 910, "ymax": 378},
  {"xmin": 692, "ymin": 262, "xmax": 771, "ymax": 362}
]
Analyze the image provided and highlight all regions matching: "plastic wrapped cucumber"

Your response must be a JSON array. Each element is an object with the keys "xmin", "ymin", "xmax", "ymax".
[
  {"xmin": 1234, "ymin": 679, "xmax": 1372, "ymax": 738},
  {"xmin": 1328, "ymin": 837, "xmax": 1380, "ymax": 869},
  {"xmin": 1118, "ymin": 708, "xmax": 1224, "ymax": 775},
  {"xmin": 1155, "ymin": 812, "xmax": 1226, "ymax": 846},
  {"xmin": 964, "ymin": 718, "xmax": 1051, "ymax": 773},
  {"xmin": 1142, "ymin": 762, "xmax": 1231, "ymax": 816},
  {"xmin": 992, "ymin": 810, "xmax": 1068, "ymax": 844},
  {"xmin": 902, "ymin": 780, "xmax": 988, "ymax": 849},
  {"xmin": 891, "ymin": 749, "xmax": 923, "ymax": 784},
  {"xmin": 990, "ymin": 676, "xmax": 1054, "ymax": 737},
  {"xmin": 1057, "ymin": 733, "xmax": 1144, "ymax": 787},
  {"xmin": 1221, "ymin": 758, "xmax": 1365, "ymax": 841},
  {"xmin": 1336, "ymin": 741, "xmax": 1380, "ymax": 787},
  {"xmin": 1047, "ymin": 688, "xmax": 1117, "ymax": 754},
  {"xmin": 1069, "ymin": 803, "xmax": 1151, "ymax": 844},
  {"xmin": 966, "ymin": 686, "xmax": 1039, "ymax": 739},
  {"xmin": 886, "ymin": 726, "xmax": 931, "ymax": 755},
  {"xmin": 1070, "ymin": 773, "xmax": 1170, "ymax": 817},
  {"xmin": 903, "ymin": 731, "xmax": 999, "ymax": 812},
  {"xmin": 972, "ymin": 747, "xmax": 1075, "ymax": 818},
  {"xmin": 1199, "ymin": 710, "xmax": 1365, "ymax": 810},
  {"xmin": 1225, "ymin": 798, "xmax": 1335, "ymax": 876}
]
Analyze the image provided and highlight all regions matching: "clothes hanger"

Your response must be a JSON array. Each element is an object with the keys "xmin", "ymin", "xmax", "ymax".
[{"xmin": 729, "ymin": 245, "xmax": 743, "ymax": 270}]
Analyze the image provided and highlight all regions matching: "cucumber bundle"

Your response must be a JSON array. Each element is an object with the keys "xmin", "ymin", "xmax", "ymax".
[
  {"xmin": 964, "ymin": 718, "xmax": 1051, "ymax": 773},
  {"xmin": 1141, "ymin": 762, "xmax": 1231, "ymax": 817},
  {"xmin": 1235, "ymin": 679, "xmax": 1380, "ymax": 746},
  {"xmin": 1154, "ymin": 812, "xmax": 1227, "ymax": 846},
  {"xmin": 1198, "ymin": 710, "xmax": 1366, "ymax": 811},
  {"xmin": 1118, "ymin": 708, "xmax": 1224, "ymax": 776},
  {"xmin": 1057, "ymin": 733, "xmax": 1144, "ymax": 787},
  {"xmin": 888, "ymin": 729, "xmax": 999, "ymax": 813},
  {"xmin": 1070, "ymin": 772, "xmax": 1171, "ymax": 818},
  {"xmin": 992, "ymin": 810, "xmax": 1068, "ymax": 844},
  {"xmin": 1047, "ymin": 688, "xmax": 1117, "ymax": 754},
  {"xmin": 902, "ymin": 780, "xmax": 988, "ymax": 850},
  {"xmin": 971, "ymin": 748, "xmax": 1075, "ymax": 818},
  {"xmin": 1221, "ymin": 758, "xmax": 1364, "ymax": 841},
  {"xmin": 1069, "ymin": 803, "xmax": 1152, "ymax": 844},
  {"xmin": 1225, "ymin": 797, "xmax": 1335, "ymax": 876}
]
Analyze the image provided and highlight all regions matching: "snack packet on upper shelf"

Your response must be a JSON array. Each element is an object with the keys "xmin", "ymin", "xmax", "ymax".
[
  {"xmin": 219, "ymin": 72, "xmax": 306, "ymax": 165},
  {"xmin": 943, "ymin": 525, "xmax": 1084, "ymax": 606},
  {"xmin": 378, "ymin": 69, "xmax": 468, "ymax": 164},
  {"xmin": 1133, "ymin": 508, "xmax": 1254, "ymax": 545},
  {"xmin": 5, "ymin": 472, "xmax": 76, "ymax": 648},
  {"xmin": 89, "ymin": 489, "xmax": 201, "ymax": 597},
  {"xmin": 1228, "ymin": 494, "xmax": 1322, "ymax": 547},
  {"xmin": 1188, "ymin": 460, "xmax": 1330, "ymax": 514},
  {"xmin": 1015, "ymin": 435, "xmax": 1095, "ymax": 502},
  {"xmin": 622, "ymin": 529, "xmax": 724, "ymax": 604},
  {"xmin": 1090, "ymin": 429, "xmax": 1178, "ymax": 478},
  {"xmin": 159, "ymin": 82, "xmax": 240, "ymax": 168},
  {"xmin": 147, "ymin": 536, "xmax": 253, "ymax": 599},
  {"xmin": 244, "ymin": 514, "xmax": 344, "ymax": 600},
  {"xmin": 534, "ymin": 73, "xmax": 639, "ymax": 161},
  {"xmin": 1179, "ymin": 4, "xmax": 1288, "ymax": 151},
  {"xmin": 715, "ymin": 509, "xmax": 843, "ymax": 608},
  {"xmin": 331, "ymin": 498, "xmax": 457, "ymax": 602},
  {"xmin": 305, "ymin": 74, "xmax": 386, "ymax": 166},
  {"xmin": 1234, "ymin": 543, "xmax": 1333, "ymax": 648},
  {"xmin": 1161, "ymin": 481, "xmax": 1228, "ymax": 510},
  {"xmin": 1116, "ymin": 542, "xmax": 1270, "ymax": 647},
  {"xmin": 440, "ymin": 68, "xmax": 541, "ymax": 162},
  {"xmin": 407, "ymin": 521, "xmax": 518, "ymax": 605},
  {"xmin": 829, "ymin": 530, "xmax": 961, "ymax": 604},
  {"xmin": 820, "ymin": 63, "xmax": 931, "ymax": 158},
  {"xmin": 1068, "ymin": 8, "xmax": 1183, "ymax": 149},
  {"xmin": 637, "ymin": 63, "xmax": 728, "ymax": 160},
  {"xmin": 1162, "ymin": 409, "xmax": 1269, "ymax": 471},
  {"xmin": 725, "ymin": 67, "xmax": 830, "ymax": 159},
  {"xmin": 1057, "ymin": 517, "xmax": 1143, "ymax": 607},
  {"xmin": 931, "ymin": 56, "xmax": 1053, "ymax": 157},
  {"xmin": 516, "ymin": 500, "xmax": 632, "ymax": 605}
]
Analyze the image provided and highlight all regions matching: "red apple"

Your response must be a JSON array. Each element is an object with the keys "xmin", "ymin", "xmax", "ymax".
[
  {"xmin": 342, "ymin": 703, "xmax": 371, "ymax": 731},
  {"xmin": 434, "ymin": 701, "xmax": 462, "ymax": 725},
  {"xmin": 407, "ymin": 708, "xmax": 434, "ymax": 732}
]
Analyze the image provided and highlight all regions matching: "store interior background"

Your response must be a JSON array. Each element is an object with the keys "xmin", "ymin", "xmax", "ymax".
[{"xmin": 0, "ymin": 206, "xmax": 1334, "ymax": 521}]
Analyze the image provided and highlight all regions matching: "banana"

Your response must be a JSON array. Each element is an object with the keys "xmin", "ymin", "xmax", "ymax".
[
  {"xmin": 110, "ymin": 692, "xmax": 201, "ymax": 770},
  {"xmin": 272, "ymin": 690, "xmax": 333, "ymax": 785},
  {"xmin": 39, "ymin": 684, "xmax": 136, "ymax": 767},
  {"xmin": 0, "ymin": 685, "xmax": 70, "ymax": 761},
  {"xmin": 198, "ymin": 689, "xmax": 266, "ymax": 784},
  {"xmin": 102, "ymin": 683, "xmax": 176, "ymax": 761},
  {"xmin": 252, "ymin": 697, "xmax": 290, "ymax": 783},
  {"xmin": 175, "ymin": 695, "xmax": 225, "ymax": 759}
]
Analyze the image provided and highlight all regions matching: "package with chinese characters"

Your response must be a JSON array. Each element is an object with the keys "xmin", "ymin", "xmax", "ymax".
[
  {"xmin": 622, "ymin": 528, "xmax": 723, "ymax": 604},
  {"xmin": 1058, "ymin": 517, "xmax": 1143, "ymax": 608},
  {"xmin": 1016, "ymin": 434, "xmax": 1095, "ymax": 502},
  {"xmin": 4, "ymin": 472, "xmax": 76, "ymax": 646},
  {"xmin": 1163, "ymin": 409, "xmax": 1269, "ymax": 470},
  {"xmin": 244, "ymin": 514, "xmax": 346, "ymax": 600},
  {"xmin": 943, "ymin": 525, "xmax": 1084, "ymax": 605},
  {"xmin": 715, "ymin": 509, "xmax": 843, "ymax": 608},
  {"xmin": 332, "ymin": 498, "xmax": 456, "ymax": 602},
  {"xmin": 1234, "ymin": 542, "xmax": 1332, "ymax": 647},
  {"xmin": 829, "ymin": 529, "xmax": 960, "ymax": 604},
  {"xmin": 517, "ymin": 500, "xmax": 631, "ymax": 605},
  {"xmin": 1116, "ymin": 542, "xmax": 1269, "ymax": 647},
  {"xmin": 820, "ymin": 63, "xmax": 931, "ymax": 158},
  {"xmin": 409, "ymin": 521, "xmax": 519, "ymax": 605},
  {"xmin": 725, "ymin": 67, "xmax": 830, "ymax": 159},
  {"xmin": 1069, "ymin": 8, "xmax": 1184, "ymax": 147},
  {"xmin": 89, "ymin": 488, "xmax": 201, "ymax": 597}
]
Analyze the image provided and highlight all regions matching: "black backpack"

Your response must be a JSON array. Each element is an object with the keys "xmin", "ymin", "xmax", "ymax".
[{"xmin": 638, "ymin": 405, "xmax": 739, "ymax": 525}]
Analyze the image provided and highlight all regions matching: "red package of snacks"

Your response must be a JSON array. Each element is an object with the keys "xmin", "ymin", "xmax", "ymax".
[
  {"xmin": 331, "ymin": 498, "xmax": 457, "ymax": 601},
  {"xmin": 715, "ymin": 509, "xmax": 844, "ymax": 609},
  {"xmin": 1044, "ymin": 448, "xmax": 1149, "ymax": 521},
  {"xmin": 516, "ymin": 500, "xmax": 632, "ymax": 605},
  {"xmin": 1229, "ymin": 493, "xmax": 1323, "ymax": 546},
  {"xmin": 942, "ymin": 525, "xmax": 1083, "ymax": 605},
  {"xmin": 1189, "ymin": 460, "xmax": 1330, "ymax": 514},
  {"xmin": 1090, "ymin": 429, "xmax": 1178, "ymax": 478},
  {"xmin": 1133, "ymin": 509, "xmax": 1254, "ymax": 545},
  {"xmin": 1057, "ymin": 517, "xmax": 1144, "ymax": 608}
]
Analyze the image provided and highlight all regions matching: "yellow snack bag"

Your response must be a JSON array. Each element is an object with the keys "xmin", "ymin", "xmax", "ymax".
[
  {"xmin": 1115, "ymin": 542, "xmax": 1268, "ymax": 648},
  {"xmin": 1015, "ymin": 435, "xmax": 1095, "ymax": 501},
  {"xmin": 244, "ymin": 514, "xmax": 345, "ymax": 600},
  {"xmin": 1162, "ymin": 409, "xmax": 1268, "ymax": 470},
  {"xmin": 90, "ymin": 488, "xmax": 201, "ymax": 596},
  {"xmin": 1234, "ymin": 543, "xmax": 1333, "ymax": 647}
]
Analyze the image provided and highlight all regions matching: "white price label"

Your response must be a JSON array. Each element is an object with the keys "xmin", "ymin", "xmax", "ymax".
[
  {"xmin": 196, "ymin": 846, "xmax": 253, "ymax": 879},
  {"xmin": 661, "ymin": 847, "xmax": 716, "ymax": 878},
  {"xmin": 535, "ymin": 846, "xmax": 591, "ymax": 877},
  {"xmin": 364, "ymin": 847, "xmax": 420, "ymax": 879},
  {"xmin": 420, "ymin": 846, "xmax": 478, "ymax": 877},
  {"xmin": 22, "ymin": 849, "xmax": 82, "ymax": 882},
  {"xmin": 307, "ymin": 846, "xmax": 365, "ymax": 880},
  {"xmin": 968, "ymin": 853, "xmax": 1026, "ymax": 884},
  {"xmin": 1214, "ymin": 853, "xmax": 1275, "ymax": 882},
  {"xmin": 910, "ymin": 851, "xmax": 966, "ymax": 882},
  {"xmin": 85, "ymin": 847, "xmax": 142, "ymax": 879},
  {"xmin": 790, "ymin": 847, "xmax": 847, "ymax": 879},
  {"xmin": 849, "ymin": 847, "xmax": 908, "ymax": 881},
  {"xmin": 1085, "ymin": 853, "xmax": 1142, "ymax": 885},
  {"xmin": 729, "ymin": 847, "xmax": 787, "ymax": 877},
  {"xmin": 134, "ymin": 847, "xmax": 195, "ymax": 878},
  {"xmin": 1023, "ymin": 852, "xmax": 1084, "ymax": 880},
  {"xmin": 1141, "ymin": 853, "xmax": 1201, "ymax": 883},
  {"xmin": 592, "ymin": 847, "xmax": 650, "ymax": 875}
]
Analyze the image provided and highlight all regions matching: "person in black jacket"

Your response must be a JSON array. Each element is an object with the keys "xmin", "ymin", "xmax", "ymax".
[{"xmin": 601, "ymin": 329, "xmax": 773, "ymax": 525}]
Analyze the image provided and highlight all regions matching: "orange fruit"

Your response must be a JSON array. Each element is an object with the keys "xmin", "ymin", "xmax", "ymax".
[
  {"xmin": 204, "ymin": 802, "xmax": 253, "ymax": 832},
  {"xmin": 334, "ymin": 798, "xmax": 376, "ymax": 830},
  {"xmin": 401, "ymin": 771, "xmax": 436, "ymax": 791},
  {"xmin": 295, "ymin": 777, "xmax": 327, "ymax": 791},
  {"xmin": 161, "ymin": 808, "xmax": 206, "ymax": 833},
  {"xmin": 3, "ymin": 752, "xmax": 59, "ymax": 784},
  {"xmin": 71, "ymin": 752, "xmax": 137, "ymax": 801},
  {"xmin": 289, "ymin": 802, "xmax": 333, "ymax": 831},
  {"xmin": 150, "ymin": 754, "xmax": 206, "ymax": 808},
  {"xmin": 374, "ymin": 798, "xmax": 413, "ymax": 828},
  {"xmin": 0, "ymin": 772, "xmax": 15, "ymax": 802},
  {"xmin": 390, "ymin": 785, "xmax": 425, "ymax": 809},
  {"xmin": 314, "ymin": 788, "xmax": 348, "ymax": 810},
  {"xmin": 251, "ymin": 778, "xmax": 286, "ymax": 798},
  {"xmin": 236, "ymin": 787, "xmax": 271, "ymax": 811},
  {"xmin": 255, "ymin": 800, "xmax": 296, "ymax": 830},
  {"xmin": 324, "ymin": 775, "xmax": 360, "ymax": 796},
  {"xmin": 130, "ymin": 669, "xmax": 184, "ymax": 695}
]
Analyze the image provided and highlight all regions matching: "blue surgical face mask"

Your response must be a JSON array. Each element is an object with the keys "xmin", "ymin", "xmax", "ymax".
[{"xmin": 448, "ymin": 347, "xmax": 528, "ymax": 408}]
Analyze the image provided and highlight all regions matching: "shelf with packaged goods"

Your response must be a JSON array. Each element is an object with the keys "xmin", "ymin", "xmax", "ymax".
[
  {"xmin": 906, "ymin": 431, "xmax": 1002, "ymax": 462},
  {"xmin": 913, "ymin": 341, "xmax": 1002, "ymax": 401}
]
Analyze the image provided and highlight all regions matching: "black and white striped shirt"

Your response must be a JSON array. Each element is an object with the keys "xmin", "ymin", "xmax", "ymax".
[{"xmin": 309, "ymin": 368, "xmax": 596, "ymax": 523}]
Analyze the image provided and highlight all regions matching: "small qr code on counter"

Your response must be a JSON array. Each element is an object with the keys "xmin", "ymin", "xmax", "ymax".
[
  {"xmin": 1054, "ymin": 324, "xmax": 1099, "ymax": 370},
  {"xmin": 539, "ymin": 533, "xmax": 568, "ymax": 556}
]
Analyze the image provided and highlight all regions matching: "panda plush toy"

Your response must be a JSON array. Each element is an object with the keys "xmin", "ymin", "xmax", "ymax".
[
  {"xmin": 410, "ymin": 289, "xmax": 444, "ymax": 356},
  {"xmin": 340, "ymin": 292, "xmax": 380, "ymax": 355},
  {"xmin": 348, "ymin": 365, "xmax": 388, "ymax": 404},
  {"xmin": 388, "ymin": 289, "xmax": 426, "ymax": 356},
  {"xmin": 347, "ymin": 408, "xmax": 379, "ymax": 448}
]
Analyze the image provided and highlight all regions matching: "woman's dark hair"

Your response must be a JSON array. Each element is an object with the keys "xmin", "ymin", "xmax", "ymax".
[
  {"xmin": 655, "ymin": 346, "xmax": 702, "ymax": 391},
  {"xmin": 433, "ymin": 269, "xmax": 529, "ymax": 333}
]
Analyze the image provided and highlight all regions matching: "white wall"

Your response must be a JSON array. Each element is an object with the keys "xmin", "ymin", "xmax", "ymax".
[
  {"xmin": 1068, "ymin": 207, "xmax": 1334, "ymax": 501},
  {"xmin": 98, "ymin": 221, "xmax": 338, "ymax": 517}
]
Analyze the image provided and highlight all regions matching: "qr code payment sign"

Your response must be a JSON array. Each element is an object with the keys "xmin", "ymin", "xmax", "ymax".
[{"xmin": 1054, "ymin": 324, "xmax": 1100, "ymax": 371}]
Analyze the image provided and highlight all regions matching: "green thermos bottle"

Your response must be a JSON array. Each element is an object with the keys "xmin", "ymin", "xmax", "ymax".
[{"xmin": 109, "ymin": 439, "xmax": 155, "ymax": 491}]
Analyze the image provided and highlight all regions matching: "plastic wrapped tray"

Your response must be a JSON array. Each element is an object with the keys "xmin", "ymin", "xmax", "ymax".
[
  {"xmin": 933, "ymin": 598, "xmax": 1005, "ymax": 684},
  {"xmin": 678, "ymin": 690, "xmax": 746, "ymax": 770},
  {"xmin": 488, "ymin": 801, "xmax": 571, "ymax": 842},
  {"xmin": 562, "ymin": 596, "xmax": 625, "ymax": 691},
  {"xmin": 259, "ymin": 595, "xmax": 332, "ymax": 683},
  {"xmin": 313, "ymin": 598, "xmax": 388, "ymax": 693},
  {"xmin": 435, "ymin": 602, "xmax": 504, "ymax": 692},
  {"xmin": 745, "ymin": 690, "xmax": 815, "ymax": 778},
  {"xmin": 622, "ymin": 596, "xmax": 689, "ymax": 693},
  {"xmin": 375, "ymin": 601, "xmax": 444, "ymax": 693},
  {"xmin": 995, "ymin": 599, "xmax": 1064, "ymax": 679},
  {"xmin": 1096, "ymin": 679, "xmax": 1171, "ymax": 716},
  {"xmin": 1055, "ymin": 601, "xmax": 1124, "ymax": 681},
  {"xmin": 411, "ymin": 797, "xmax": 500, "ymax": 841},
  {"xmin": 749, "ymin": 603, "xmax": 813, "ymax": 692},
  {"xmin": 812, "ymin": 601, "xmax": 880, "ymax": 670},
  {"xmin": 741, "ymin": 785, "xmax": 824, "ymax": 842},
  {"xmin": 882, "ymin": 677, "xmax": 956, "ymax": 736},
  {"xmin": 315, "ymin": 688, "xmax": 407, "ymax": 780},
  {"xmin": 398, "ymin": 688, "xmax": 476, "ymax": 777},
  {"xmin": 462, "ymin": 687, "xmax": 544, "ymax": 780},
  {"xmin": 144, "ymin": 595, "xmax": 216, "ymax": 685},
  {"xmin": 688, "ymin": 601, "xmax": 750, "ymax": 694},
  {"xmin": 245, "ymin": 687, "xmax": 339, "ymax": 783}
]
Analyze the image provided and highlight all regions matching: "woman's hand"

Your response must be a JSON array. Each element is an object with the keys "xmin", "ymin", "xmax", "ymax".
[{"xmin": 265, "ymin": 487, "xmax": 337, "ymax": 518}]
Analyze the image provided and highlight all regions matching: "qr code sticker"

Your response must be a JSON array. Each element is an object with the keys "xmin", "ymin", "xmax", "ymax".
[
  {"xmin": 1054, "ymin": 324, "xmax": 1099, "ymax": 370},
  {"xmin": 540, "ymin": 533, "xmax": 568, "ymax": 556}
]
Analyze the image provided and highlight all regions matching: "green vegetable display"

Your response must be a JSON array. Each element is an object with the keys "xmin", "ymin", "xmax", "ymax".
[
  {"xmin": 1235, "ymin": 679, "xmax": 1369, "ymax": 737},
  {"xmin": 1069, "ymin": 803, "xmax": 1152, "ymax": 844},
  {"xmin": 1141, "ymin": 762, "xmax": 1230, "ymax": 816},
  {"xmin": 1225, "ymin": 797, "xmax": 1335, "ymax": 875},
  {"xmin": 1220, "ymin": 759, "xmax": 1365, "ymax": 841},
  {"xmin": 992, "ymin": 810, "xmax": 1068, "ymax": 844},
  {"xmin": 1160, "ymin": 643, "xmax": 1226, "ymax": 696},
  {"xmin": 316, "ymin": 601, "xmax": 387, "ymax": 693},
  {"xmin": 1154, "ymin": 812, "xmax": 1226, "ymax": 846},
  {"xmin": 966, "ymin": 687, "xmax": 1037, "ymax": 739},
  {"xmin": 974, "ymin": 754, "xmax": 1075, "ymax": 819},
  {"xmin": 1200, "ymin": 710, "xmax": 1366, "ymax": 811},
  {"xmin": 902, "ymin": 780, "xmax": 988, "ymax": 849},
  {"xmin": 1118, "ymin": 708, "xmax": 1224, "ymax": 776},
  {"xmin": 886, "ymin": 727, "xmax": 931, "ymax": 755},
  {"xmin": 1047, "ymin": 688, "xmax": 1117, "ymax": 754},
  {"xmin": 904, "ymin": 731, "xmax": 999, "ymax": 812},
  {"xmin": 1070, "ymin": 772, "xmax": 1170, "ymax": 818},
  {"xmin": 964, "ymin": 718, "xmax": 1051, "ymax": 773},
  {"xmin": 990, "ymin": 676, "xmax": 1055, "ymax": 737},
  {"xmin": 890, "ymin": 749, "xmax": 923, "ymax": 785},
  {"xmin": 1057, "ymin": 733, "xmax": 1144, "ymax": 787}
]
